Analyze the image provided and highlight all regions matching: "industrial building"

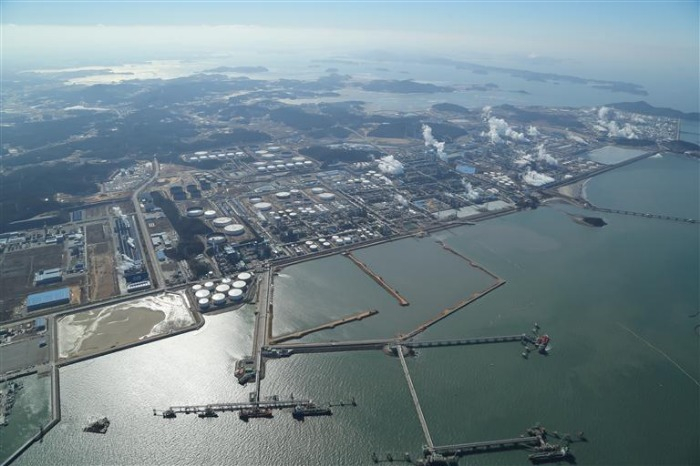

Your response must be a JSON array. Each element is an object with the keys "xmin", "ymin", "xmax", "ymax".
[
  {"xmin": 34, "ymin": 268, "xmax": 63, "ymax": 286},
  {"xmin": 26, "ymin": 288, "xmax": 71, "ymax": 312}
]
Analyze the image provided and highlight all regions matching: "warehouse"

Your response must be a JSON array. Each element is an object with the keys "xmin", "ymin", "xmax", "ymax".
[{"xmin": 26, "ymin": 288, "xmax": 71, "ymax": 312}]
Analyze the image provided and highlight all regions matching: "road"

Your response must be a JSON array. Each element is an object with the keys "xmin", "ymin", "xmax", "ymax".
[
  {"xmin": 131, "ymin": 157, "xmax": 165, "ymax": 289},
  {"xmin": 251, "ymin": 267, "xmax": 272, "ymax": 402}
]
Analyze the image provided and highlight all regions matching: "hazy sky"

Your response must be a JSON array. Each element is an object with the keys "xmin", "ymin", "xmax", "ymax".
[{"xmin": 1, "ymin": 1, "xmax": 698, "ymax": 92}]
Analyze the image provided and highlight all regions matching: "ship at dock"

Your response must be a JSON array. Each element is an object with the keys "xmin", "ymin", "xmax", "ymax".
[
  {"xmin": 239, "ymin": 408, "xmax": 273, "ymax": 421},
  {"xmin": 292, "ymin": 403, "xmax": 332, "ymax": 420}
]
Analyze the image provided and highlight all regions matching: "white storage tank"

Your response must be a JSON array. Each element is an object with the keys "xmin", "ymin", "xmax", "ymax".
[
  {"xmin": 224, "ymin": 224, "xmax": 245, "ymax": 236},
  {"xmin": 204, "ymin": 210, "xmax": 217, "ymax": 219},
  {"xmin": 212, "ymin": 293, "xmax": 227, "ymax": 305},
  {"xmin": 186, "ymin": 207, "xmax": 204, "ymax": 217},
  {"xmin": 311, "ymin": 187, "xmax": 325, "ymax": 194},
  {"xmin": 198, "ymin": 298, "xmax": 210, "ymax": 310},
  {"xmin": 207, "ymin": 234, "xmax": 227, "ymax": 246},
  {"xmin": 192, "ymin": 284, "xmax": 203, "ymax": 292},
  {"xmin": 221, "ymin": 277, "xmax": 232, "ymax": 285},
  {"xmin": 254, "ymin": 202, "xmax": 272, "ymax": 211},
  {"xmin": 195, "ymin": 289, "xmax": 211, "ymax": 299},
  {"xmin": 276, "ymin": 191, "xmax": 291, "ymax": 200},
  {"xmin": 228, "ymin": 288, "xmax": 244, "ymax": 302},
  {"xmin": 212, "ymin": 217, "xmax": 233, "ymax": 227},
  {"xmin": 318, "ymin": 193, "xmax": 336, "ymax": 201},
  {"xmin": 204, "ymin": 281, "xmax": 215, "ymax": 290},
  {"xmin": 216, "ymin": 284, "xmax": 231, "ymax": 293},
  {"xmin": 237, "ymin": 272, "xmax": 252, "ymax": 282},
  {"xmin": 232, "ymin": 280, "xmax": 247, "ymax": 290}
]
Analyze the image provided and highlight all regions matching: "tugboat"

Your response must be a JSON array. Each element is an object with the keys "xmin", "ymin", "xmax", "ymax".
[
  {"xmin": 162, "ymin": 409, "xmax": 177, "ymax": 419},
  {"xmin": 528, "ymin": 445, "xmax": 570, "ymax": 463},
  {"xmin": 198, "ymin": 407, "xmax": 218, "ymax": 418},
  {"xmin": 83, "ymin": 417, "xmax": 110, "ymax": 434},
  {"xmin": 238, "ymin": 408, "xmax": 273, "ymax": 422},
  {"xmin": 292, "ymin": 403, "xmax": 332, "ymax": 421}
]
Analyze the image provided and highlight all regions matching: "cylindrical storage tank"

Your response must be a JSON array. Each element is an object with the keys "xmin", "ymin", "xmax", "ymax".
[
  {"xmin": 237, "ymin": 272, "xmax": 252, "ymax": 282},
  {"xmin": 216, "ymin": 284, "xmax": 231, "ymax": 294},
  {"xmin": 311, "ymin": 187, "xmax": 324, "ymax": 194},
  {"xmin": 207, "ymin": 234, "xmax": 226, "ymax": 246},
  {"xmin": 318, "ymin": 193, "xmax": 336, "ymax": 201},
  {"xmin": 249, "ymin": 197, "xmax": 262, "ymax": 203},
  {"xmin": 292, "ymin": 156, "xmax": 305, "ymax": 162},
  {"xmin": 195, "ymin": 289, "xmax": 211, "ymax": 299},
  {"xmin": 221, "ymin": 277, "xmax": 232, "ymax": 285},
  {"xmin": 309, "ymin": 244, "xmax": 319, "ymax": 252},
  {"xmin": 212, "ymin": 293, "xmax": 226, "ymax": 305},
  {"xmin": 275, "ymin": 164, "xmax": 285, "ymax": 170},
  {"xmin": 192, "ymin": 284, "xmax": 203, "ymax": 292},
  {"xmin": 290, "ymin": 189, "xmax": 301, "ymax": 196},
  {"xmin": 294, "ymin": 162, "xmax": 304, "ymax": 168},
  {"xmin": 303, "ymin": 161, "xmax": 313, "ymax": 166},
  {"xmin": 266, "ymin": 164, "xmax": 276, "ymax": 171},
  {"xmin": 335, "ymin": 238, "xmax": 344, "ymax": 245},
  {"xmin": 212, "ymin": 217, "xmax": 233, "ymax": 228},
  {"xmin": 305, "ymin": 240, "xmax": 314, "ymax": 246},
  {"xmin": 198, "ymin": 298, "xmax": 210, "ymax": 310},
  {"xmin": 323, "ymin": 241, "xmax": 331, "ymax": 248},
  {"xmin": 289, "ymin": 212, "xmax": 298, "ymax": 220},
  {"xmin": 254, "ymin": 202, "xmax": 272, "ymax": 211},
  {"xmin": 204, "ymin": 281, "xmax": 215, "ymax": 290},
  {"xmin": 228, "ymin": 288, "xmax": 244, "ymax": 302},
  {"xmin": 224, "ymin": 224, "xmax": 245, "ymax": 236},
  {"xmin": 204, "ymin": 210, "xmax": 217, "ymax": 219},
  {"xmin": 257, "ymin": 166, "xmax": 267, "ymax": 173},
  {"xmin": 232, "ymin": 280, "xmax": 247, "ymax": 290},
  {"xmin": 285, "ymin": 163, "xmax": 295, "ymax": 169},
  {"xmin": 187, "ymin": 207, "xmax": 204, "ymax": 217},
  {"xmin": 276, "ymin": 191, "xmax": 291, "ymax": 200},
  {"xmin": 343, "ymin": 236, "xmax": 352, "ymax": 243}
]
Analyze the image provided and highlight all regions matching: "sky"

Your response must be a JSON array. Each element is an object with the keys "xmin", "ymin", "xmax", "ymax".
[{"xmin": 1, "ymin": 1, "xmax": 698, "ymax": 106}]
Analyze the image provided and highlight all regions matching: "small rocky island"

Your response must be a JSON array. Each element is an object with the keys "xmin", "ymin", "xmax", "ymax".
[
  {"xmin": 83, "ymin": 417, "xmax": 110, "ymax": 434},
  {"xmin": 572, "ymin": 215, "xmax": 607, "ymax": 227}
]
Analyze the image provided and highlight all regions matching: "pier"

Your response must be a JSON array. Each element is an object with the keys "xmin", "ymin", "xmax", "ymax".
[
  {"xmin": 435, "ymin": 240, "xmax": 500, "ymax": 281},
  {"xmin": 269, "ymin": 309, "xmax": 379, "ymax": 344},
  {"xmin": 587, "ymin": 205, "xmax": 696, "ymax": 224},
  {"xmin": 430, "ymin": 436, "xmax": 541, "ymax": 456},
  {"xmin": 343, "ymin": 252, "xmax": 410, "ymax": 306},
  {"xmin": 404, "ymin": 334, "xmax": 531, "ymax": 349},
  {"xmin": 154, "ymin": 398, "xmax": 311, "ymax": 417},
  {"xmin": 396, "ymin": 345, "xmax": 434, "ymax": 449}
]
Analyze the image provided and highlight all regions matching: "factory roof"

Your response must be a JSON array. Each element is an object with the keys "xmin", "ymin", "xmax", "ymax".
[{"xmin": 26, "ymin": 288, "xmax": 71, "ymax": 309}]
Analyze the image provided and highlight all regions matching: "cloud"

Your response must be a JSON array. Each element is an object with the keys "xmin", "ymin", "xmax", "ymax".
[
  {"xmin": 522, "ymin": 168, "xmax": 555, "ymax": 186},
  {"xmin": 421, "ymin": 124, "xmax": 447, "ymax": 161},
  {"xmin": 482, "ymin": 117, "xmax": 527, "ymax": 143},
  {"xmin": 377, "ymin": 155, "xmax": 404, "ymax": 175}
]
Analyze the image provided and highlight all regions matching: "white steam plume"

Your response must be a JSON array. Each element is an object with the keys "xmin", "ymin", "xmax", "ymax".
[
  {"xmin": 422, "ymin": 124, "xmax": 447, "ymax": 161},
  {"xmin": 377, "ymin": 155, "xmax": 404, "ymax": 175},
  {"xmin": 522, "ymin": 168, "xmax": 555, "ymax": 186},
  {"xmin": 482, "ymin": 117, "xmax": 527, "ymax": 144},
  {"xmin": 527, "ymin": 126, "xmax": 540, "ymax": 137}
]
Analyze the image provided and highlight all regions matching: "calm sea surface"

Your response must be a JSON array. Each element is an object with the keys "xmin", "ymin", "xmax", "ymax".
[{"xmin": 10, "ymin": 153, "xmax": 698, "ymax": 465}]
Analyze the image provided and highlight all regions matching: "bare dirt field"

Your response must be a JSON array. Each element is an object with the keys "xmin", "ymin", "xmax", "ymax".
[
  {"xmin": 85, "ymin": 223, "xmax": 118, "ymax": 301},
  {"xmin": 0, "ymin": 245, "xmax": 64, "ymax": 319}
]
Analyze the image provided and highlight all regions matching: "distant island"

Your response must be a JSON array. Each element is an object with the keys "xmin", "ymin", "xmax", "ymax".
[
  {"xmin": 204, "ymin": 66, "xmax": 269, "ymax": 73},
  {"xmin": 606, "ymin": 101, "xmax": 699, "ymax": 121},
  {"xmin": 360, "ymin": 79, "xmax": 454, "ymax": 94}
]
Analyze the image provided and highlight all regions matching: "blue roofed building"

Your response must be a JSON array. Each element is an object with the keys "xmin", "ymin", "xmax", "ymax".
[
  {"xmin": 456, "ymin": 164, "xmax": 477, "ymax": 175},
  {"xmin": 34, "ymin": 317, "xmax": 47, "ymax": 332},
  {"xmin": 26, "ymin": 288, "xmax": 71, "ymax": 312}
]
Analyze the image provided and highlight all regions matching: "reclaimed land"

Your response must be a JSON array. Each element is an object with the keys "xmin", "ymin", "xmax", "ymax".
[
  {"xmin": 342, "ymin": 252, "xmax": 410, "ymax": 306},
  {"xmin": 269, "ymin": 309, "xmax": 379, "ymax": 345}
]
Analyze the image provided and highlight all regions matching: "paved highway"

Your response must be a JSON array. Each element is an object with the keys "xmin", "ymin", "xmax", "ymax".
[{"xmin": 131, "ymin": 157, "xmax": 165, "ymax": 289}]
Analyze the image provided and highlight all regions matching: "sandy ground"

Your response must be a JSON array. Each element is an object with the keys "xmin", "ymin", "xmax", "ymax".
[{"xmin": 58, "ymin": 292, "xmax": 195, "ymax": 360}]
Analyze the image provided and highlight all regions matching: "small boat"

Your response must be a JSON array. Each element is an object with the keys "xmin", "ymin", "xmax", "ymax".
[{"xmin": 162, "ymin": 409, "xmax": 176, "ymax": 419}]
